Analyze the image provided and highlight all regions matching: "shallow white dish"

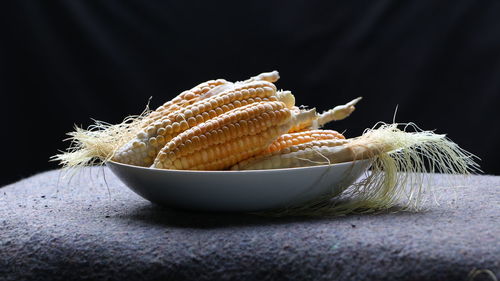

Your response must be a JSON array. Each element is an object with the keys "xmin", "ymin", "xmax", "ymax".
[{"xmin": 107, "ymin": 159, "xmax": 371, "ymax": 212}]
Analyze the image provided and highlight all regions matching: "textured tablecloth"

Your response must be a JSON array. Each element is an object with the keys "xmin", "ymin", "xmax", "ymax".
[{"xmin": 1, "ymin": 168, "xmax": 498, "ymax": 281}]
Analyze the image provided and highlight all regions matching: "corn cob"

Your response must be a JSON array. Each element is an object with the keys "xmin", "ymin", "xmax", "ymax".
[
  {"xmin": 144, "ymin": 79, "xmax": 229, "ymax": 127},
  {"xmin": 144, "ymin": 71, "xmax": 281, "ymax": 127},
  {"xmin": 231, "ymin": 130, "xmax": 347, "ymax": 170},
  {"xmin": 153, "ymin": 100, "xmax": 294, "ymax": 170},
  {"xmin": 113, "ymin": 81, "xmax": 291, "ymax": 167},
  {"xmin": 264, "ymin": 129, "xmax": 345, "ymax": 154}
]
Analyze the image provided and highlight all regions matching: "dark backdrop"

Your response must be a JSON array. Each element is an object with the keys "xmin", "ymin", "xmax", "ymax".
[{"xmin": 1, "ymin": 0, "xmax": 499, "ymax": 186}]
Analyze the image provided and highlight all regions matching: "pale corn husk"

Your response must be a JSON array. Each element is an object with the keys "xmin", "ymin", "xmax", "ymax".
[{"xmin": 51, "ymin": 106, "xmax": 151, "ymax": 175}]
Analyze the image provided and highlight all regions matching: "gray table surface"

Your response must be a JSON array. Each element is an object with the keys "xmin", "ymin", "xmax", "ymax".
[{"xmin": 1, "ymin": 168, "xmax": 499, "ymax": 281}]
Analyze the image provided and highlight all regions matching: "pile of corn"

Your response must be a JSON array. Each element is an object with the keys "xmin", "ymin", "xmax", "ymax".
[{"xmin": 108, "ymin": 71, "xmax": 364, "ymax": 171}]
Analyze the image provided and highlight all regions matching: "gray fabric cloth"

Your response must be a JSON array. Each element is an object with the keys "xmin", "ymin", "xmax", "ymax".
[{"xmin": 1, "ymin": 168, "xmax": 498, "ymax": 281}]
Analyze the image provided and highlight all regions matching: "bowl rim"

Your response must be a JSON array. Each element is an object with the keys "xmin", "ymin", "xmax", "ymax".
[{"xmin": 106, "ymin": 158, "xmax": 371, "ymax": 174}]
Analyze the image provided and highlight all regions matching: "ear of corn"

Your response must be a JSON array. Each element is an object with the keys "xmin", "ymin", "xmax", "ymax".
[
  {"xmin": 231, "ymin": 122, "xmax": 479, "ymax": 172},
  {"xmin": 231, "ymin": 130, "xmax": 347, "ymax": 170},
  {"xmin": 153, "ymin": 100, "xmax": 293, "ymax": 170},
  {"xmin": 263, "ymin": 129, "xmax": 345, "ymax": 154},
  {"xmin": 144, "ymin": 79, "xmax": 230, "ymax": 127},
  {"xmin": 144, "ymin": 71, "xmax": 282, "ymax": 127}
]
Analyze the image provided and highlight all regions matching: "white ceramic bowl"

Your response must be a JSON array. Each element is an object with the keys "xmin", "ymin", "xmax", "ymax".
[{"xmin": 107, "ymin": 159, "xmax": 371, "ymax": 212}]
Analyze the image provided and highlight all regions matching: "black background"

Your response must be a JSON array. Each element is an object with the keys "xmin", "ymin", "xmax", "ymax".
[{"xmin": 1, "ymin": 0, "xmax": 499, "ymax": 187}]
